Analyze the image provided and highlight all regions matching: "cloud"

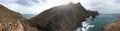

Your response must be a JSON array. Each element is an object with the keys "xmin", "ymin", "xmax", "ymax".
[
  {"xmin": 1, "ymin": 0, "xmax": 120, "ymax": 14},
  {"xmin": 0, "ymin": 0, "xmax": 15, "ymax": 3},
  {"xmin": 81, "ymin": 0, "xmax": 120, "ymax": 14},
  {"xmin": 114, "ymin": 0, "xmax": 120, "ymax": 3},
  {"xmin": 15, "ymin": 0, "xmax": 32, "ymax": 6},
  {"xmin": 15, "ymin": 0, "xmax": 45, "ymax": 6},
  {"xmin": 0, "ymin": 0, "xmax": 47, "ymax": 14}
]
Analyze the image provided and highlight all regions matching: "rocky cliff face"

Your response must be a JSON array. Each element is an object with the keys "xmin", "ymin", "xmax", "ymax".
[
  {"xmin": 0, "ymin": 4, "xmax": 38, "ymax": 31},
  {"xmin": 103, "ymin": 17, "xmax": 120, "ymax": 31},
  {"xmin": 29, "ymin": 2, "xmax": 99, "ymax": 31}
]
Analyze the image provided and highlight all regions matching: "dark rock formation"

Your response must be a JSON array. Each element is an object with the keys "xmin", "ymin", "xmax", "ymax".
[
  {"xmin": 103, "ymin": 17, "xmax": 120, "ymax": 31},
  {"xmin": 0, "ymin": 4, "xmax": 38, "ymax": 31},
  {"xmin": 29, "ymin": 2, "xmax": 99, "ymax": 31}
]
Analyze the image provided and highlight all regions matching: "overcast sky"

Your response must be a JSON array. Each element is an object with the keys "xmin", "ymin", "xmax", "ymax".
[{"xmin": 0, "ymin": 0, "xmax": 120, "ymax": 14}]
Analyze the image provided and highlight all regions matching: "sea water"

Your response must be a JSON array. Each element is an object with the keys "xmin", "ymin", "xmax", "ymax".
[
  {"xmin": 81, "ymin": 16, "xmax": 95, "ymax": 31},
  {"xmin": 75, "ymin": 16, "xmax": 95, "ymax": 31},
  {"xmin": 76, "ymin": 14, "xmax": 120, "ymax": 31},
  {"xmin": 89, "ymin": 14, "xmax": 120, "ymax": 31}
]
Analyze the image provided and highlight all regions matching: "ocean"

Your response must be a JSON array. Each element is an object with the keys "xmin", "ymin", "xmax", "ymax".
[
  {"xmin": 21, "ymin": 14, "xmax": 37, "ymax": 19},
  {"xmin": 89, "ymin": 14, "xmax": 120, "ymax": 31},
  {"xmin": 21, "ymin": 14, "xmax": 120, "ymax": 31}
]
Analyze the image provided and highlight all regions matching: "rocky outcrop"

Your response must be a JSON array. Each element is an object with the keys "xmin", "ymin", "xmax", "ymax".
[
  {"xmin": 103, "ymin": 17, "xmax": 120, "ymax": 31},
  {"xmin": 0, "ymin": 4, "xmax": 38, "ymax": 31},
  {"xmin": 29, "ymin": 2, "xmax": 99, "ymax": 31}
]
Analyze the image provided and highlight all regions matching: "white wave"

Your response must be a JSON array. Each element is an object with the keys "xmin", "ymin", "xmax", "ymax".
[
  {"xmin": 82, "ymin": 16, "xmax": 95, "ymax": 31},
  {"xmin": 76, "ymin": 16, "xmax": 95, "ymax": 31}
]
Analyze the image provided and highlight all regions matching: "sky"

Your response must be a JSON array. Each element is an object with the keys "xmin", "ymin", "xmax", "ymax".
[{"xmin": 0, "ymin": 0, "xmax": 120, "ymax": 14}]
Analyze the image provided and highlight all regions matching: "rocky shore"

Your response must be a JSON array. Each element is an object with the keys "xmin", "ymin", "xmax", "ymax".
[{"xmin": 103, "ymin": 17, "xmax": 120, "ymax": 31}]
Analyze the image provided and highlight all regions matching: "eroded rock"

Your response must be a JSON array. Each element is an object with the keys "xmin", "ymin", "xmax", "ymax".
[{"xmin": 29, "ymin": 2, "xmax": 99, "ymax": 31}]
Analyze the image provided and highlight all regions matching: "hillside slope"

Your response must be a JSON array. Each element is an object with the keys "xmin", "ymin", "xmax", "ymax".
[
  {"xmin": 103, "ymin": 17, "xmax": 120, "ymax": 31},
  {"xmin": 0, "ymin": 4, "xmax": 38, "ymax": 31},
  {"xmin": 29, "ymin": 2, "xmax": 99, "ymax": 31}
]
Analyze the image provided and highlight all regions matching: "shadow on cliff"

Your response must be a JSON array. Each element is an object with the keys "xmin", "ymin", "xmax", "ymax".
[
  {"xmin": 0, "ymin": 2, "xmax": 99, "ymax": 31},
  {"xmin": 29, "ymin": 2, "xmax": 99, "ymax": 31}
]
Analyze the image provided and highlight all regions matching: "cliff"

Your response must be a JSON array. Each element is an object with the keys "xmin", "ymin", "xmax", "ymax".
[
  {"xmin": 103, "ymin": 17, "xmax": 120, "ymax": 31},
  {"xmin": 29, "ymin": 2, "xmax": 99, "ymax": 31},
  {"xmin": 0, "ymin": 4, "xmax": 38, "ymax": 31}
]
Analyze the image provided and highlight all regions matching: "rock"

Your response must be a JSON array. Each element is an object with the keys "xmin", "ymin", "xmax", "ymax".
[
  {"xmin": 0, "ymin": 4, "xmax": 38, "ymax": 31},
  {"xmin": 29, "ymin": 2, "xmax": 99, "ymax": 31},
  {"xmin": 103, "ymin": 17, "xmax": 120, "ymax": 31}
]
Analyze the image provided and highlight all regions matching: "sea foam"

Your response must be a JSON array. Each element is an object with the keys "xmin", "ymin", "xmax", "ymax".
[{"xmin": 76, "ymin": 16, "xmax": 95, "ymax": 31}]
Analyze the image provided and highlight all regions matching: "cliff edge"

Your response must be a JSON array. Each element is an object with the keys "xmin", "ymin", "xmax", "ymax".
[{"xmin": 29, "ymin": 2, "xmax": 99, "ymax": 31}]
